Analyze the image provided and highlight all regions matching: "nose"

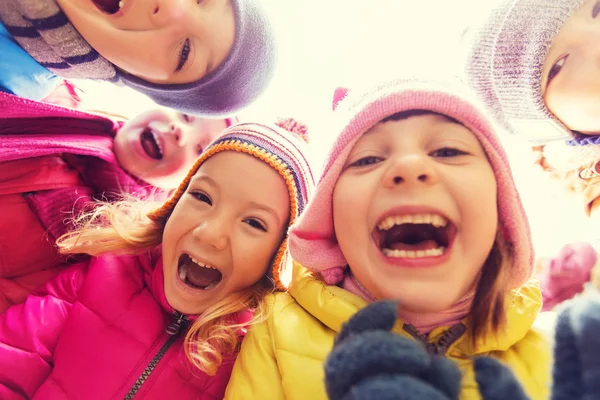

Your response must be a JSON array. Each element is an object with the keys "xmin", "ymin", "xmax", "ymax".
[
  {"xmin": 192, "ymin": 216, "xmax": 229, "ymax": 251},
  {"xmin": 168, "ymin": 123, "xmax": 186, "ymax": 146},
  {"xmin": 383, "ymin": 154, "xmax": 438, "ymax": 189},
  {"xmin": 149, "ymin": 0, "xmax": 192, "ymax": 29}
]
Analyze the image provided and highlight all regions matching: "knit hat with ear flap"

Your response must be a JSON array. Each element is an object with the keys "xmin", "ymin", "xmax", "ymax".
[
  {"xmin": 148, "ymin": 118, "xmax": 314, "ymax": 290},
  {"xmin": 465, "ymin": 0, "xmax": 586, "ymax": 144},
  {"xmin": 288, "ymin": 78, "xmax": 534, "ymax": 290}
]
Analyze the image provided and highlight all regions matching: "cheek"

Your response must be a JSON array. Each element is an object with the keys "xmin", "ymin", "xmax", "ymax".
[
  {"xmin": 333, "ymin": 178, "xmax": 371, "ymax": 259},
  {"xmin": 231, "ymin": 239, "xmax": 275, "ymax": 288},
  {"xmin": 161, "ymin": 218, "xmax": 179, "ymax": 263},
  {"xmin": 455, "ymin": 169, "xmax": 498, "ymax": 265}
]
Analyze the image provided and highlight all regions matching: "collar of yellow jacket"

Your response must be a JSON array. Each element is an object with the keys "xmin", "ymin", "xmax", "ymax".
[{"xmin": 288, "ymin": 261, "xmax": 543, "ymax": 356}]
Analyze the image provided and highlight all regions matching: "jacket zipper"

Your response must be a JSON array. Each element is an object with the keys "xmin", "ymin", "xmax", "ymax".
[
  {"xmin": 123, "ymin": 311, "xmax": 188, "ymax": 400},
  {"xmin": 403, "ymin": 323, "xmax": 467, "ymax": 355}
]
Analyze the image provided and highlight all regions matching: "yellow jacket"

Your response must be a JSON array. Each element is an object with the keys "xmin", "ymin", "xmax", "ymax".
[{"xmin": 225, "ymin": 263, "xmax": 551, "ymax": 400}]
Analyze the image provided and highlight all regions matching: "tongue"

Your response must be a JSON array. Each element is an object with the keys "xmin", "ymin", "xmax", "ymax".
[
  {"xmin": 184, "ymin": 263, "xmax": 222, "ymax": 288},
  {"xmin": 92, "ymin": 0, "xmax": 120, "ymax": 14},
  {"xmin": 388, "ymin": 239, "xmax": 439, "ymax": 251},
  {"xmin": 141, "ymin": 131, "xmax": 162, "ymax": 160}
]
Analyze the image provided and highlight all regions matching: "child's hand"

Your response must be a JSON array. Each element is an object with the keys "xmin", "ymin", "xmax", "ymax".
[
  {"xmin": 540, "ymin": 242, "xmax": 597, "ymax": 311},
  {"xmin": 324, "ymin": 301, "xmax": 462, "ymax": 400}
]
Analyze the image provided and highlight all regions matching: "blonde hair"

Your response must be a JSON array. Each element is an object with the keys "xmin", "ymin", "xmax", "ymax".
[{"xmin": 57, "ymin": 196, "xmax": 271, "ymax": 376}]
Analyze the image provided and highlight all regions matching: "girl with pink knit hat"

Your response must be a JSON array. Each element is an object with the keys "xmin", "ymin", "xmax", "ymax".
[{"xmin": 224, "ymin": 78, "xmax": 549, "ymax": 400}]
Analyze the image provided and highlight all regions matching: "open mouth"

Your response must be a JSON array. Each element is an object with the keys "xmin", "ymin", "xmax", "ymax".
[
  {"xmin": 92, "ymin": 0, "xmax": 125, "ymax": 14},
  {"xmin": 177, "ymin": 254, "xmax": 223, "ymax": 290},
  {"xmin": 375, "ymin": 213, "xmax": 455, "ymax": 259},
  {"xmin": 140, "ymin": 128, "xmax": 163, "ymax": 160}
]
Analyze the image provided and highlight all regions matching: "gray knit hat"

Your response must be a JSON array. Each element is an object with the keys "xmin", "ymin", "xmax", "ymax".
[
  {"xmin": 120, "ymin": 0, "xmax": 276, "ymax": 117},
  {"xmin": 0, "ymin": 0, "xmax": 275, "ymax": 118},
  {"xmin": 465, "ymin": 0, "xmax": 586, "ymax": 144}
]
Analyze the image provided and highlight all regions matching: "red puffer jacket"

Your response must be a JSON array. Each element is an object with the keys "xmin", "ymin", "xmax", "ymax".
[{"xmin": 0, "ymin": 250, "xmax": 248, "ymax": 400}]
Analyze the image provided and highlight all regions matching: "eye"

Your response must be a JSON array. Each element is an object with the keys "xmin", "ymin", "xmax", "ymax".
[
  {"xmin": 547, "ymin": 55, "xmax": 568, "ymax": 86},
  {"xmin": 191, "ymin": 191, "xmax": 212, "ymax": 205},
  {"xmin": 349, "ymin": 156, "xmax": 383, "ymax": 168},
  {"xmin": 593, "ymin": 1, "xmax": 600, "ymax": 18},
  {"xmin": 176, "ymin": 39, "xmax": 191, "ymax": 73},
  {"xmin": 180, "ymin": 113, "xmax": 191, "ymax": 123},
  {"xmin": 197, "ymin": 144, "xmax": 204, "ymax": 155},
  {"xmin": 430, "ymin": 147, "xmax": 467, "ymax": 158},
  {"xmin": 245, "ymin": 218, "xmax": 267, "ymax": 232}
]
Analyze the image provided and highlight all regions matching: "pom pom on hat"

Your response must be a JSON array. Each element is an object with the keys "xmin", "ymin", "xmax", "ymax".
[{"xmin": 274, "ymin": 117, "xmax": 310, "ymax": 143}]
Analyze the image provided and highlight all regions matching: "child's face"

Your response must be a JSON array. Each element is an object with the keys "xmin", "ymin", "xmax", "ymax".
[
  {"xmin": 113, "ymin": 107, "xmax": 228, "ymax": 189},
  {"xmin": 542, "ymin": 0, "xmax": 600, "ymax": 133},
  {"xmin": 161, "ymin": 151, "xmax": 290, "ymax": 315},
  {"xmin": 56, "ymin": 0, "xmax": 235, "ymax": 85},
  {"xmin": 332, "ymin": 113, "xmax": 498, "ymax": 314}
]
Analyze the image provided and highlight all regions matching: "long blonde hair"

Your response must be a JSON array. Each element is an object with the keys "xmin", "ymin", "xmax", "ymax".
[{"xmin": 57, "ymin": 196, "xmax": 271, "ymax": 376}]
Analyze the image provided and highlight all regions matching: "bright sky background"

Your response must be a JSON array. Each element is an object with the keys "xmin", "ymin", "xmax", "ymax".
[{"xmin": 73, "ymin": 0, "xmax": 597, "ymax": 257}]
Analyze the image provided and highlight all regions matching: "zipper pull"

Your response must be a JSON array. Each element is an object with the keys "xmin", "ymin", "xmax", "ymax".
[{"xmin": 165, "ymin": 311, "xmax": 186, "ymax": 335}]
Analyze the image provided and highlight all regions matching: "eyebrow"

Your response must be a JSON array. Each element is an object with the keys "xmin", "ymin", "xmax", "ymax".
[
  {"xmin": 248, "ymin": 201, "xmax": 282, "ymax": 226},
  {"xmin": 189, "ymin": 175, "xmax": 283, "ymax": 224},
  {"xmin": 189, "ymin": 174, "xmax": 217, "ymax": 188}
]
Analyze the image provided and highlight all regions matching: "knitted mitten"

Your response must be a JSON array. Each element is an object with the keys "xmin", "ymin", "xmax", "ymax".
[
  {"xmin": 540, "ymin": 242, "xmax": 597, "ymax": 311},
  {"xmin": 324, "ymin": 300, "xmax": 461, "ymax": 400},
  {"xmin": 473, "ymin": 357, "xmax": 531, "ymax": 400},
  {"xmin": 324, "ymin": 300, "xmax": 534, "ymax": 400},
  {"xmin": 552, "ymin": 289, "xmax": 600, "ymax": 400}
]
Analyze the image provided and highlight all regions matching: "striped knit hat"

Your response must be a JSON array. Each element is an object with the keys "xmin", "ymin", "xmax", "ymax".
[
  {"xmin": 465, "ymin": 0, "xmax": 586, "ymax": 144},
  {"xmin": 0, "ymin": 0, "xmax": 276, "ymax": 117},
  {"xmin": 288, "ymin": 78, "xmax": 534, "ymax": 290},
  {"xmin": 148, "ymin": 119, "xmax": 314, "ymax": 290}
]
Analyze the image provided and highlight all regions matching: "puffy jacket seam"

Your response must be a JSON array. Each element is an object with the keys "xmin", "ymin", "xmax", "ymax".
[{"xmin": 277, "ymin": 348, "xmax": 327, "ymax": 362}]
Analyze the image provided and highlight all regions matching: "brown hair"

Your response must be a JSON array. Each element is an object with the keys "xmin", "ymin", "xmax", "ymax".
[
  {"xmin": 469, "ymin": 231, "xmax": 512, "ymax": 342},
  {"xmin": 381, "ymin": 109, "xmax": 461, "ymax": 124},
  {"xmin": 57, "ymin": 196, "xmax": 271, "ymax": 376}
]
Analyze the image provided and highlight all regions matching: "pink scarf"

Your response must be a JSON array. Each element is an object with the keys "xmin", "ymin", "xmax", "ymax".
[{"xmin": 342, "ymin": 272, "xmax": 474, "ymax": 335}]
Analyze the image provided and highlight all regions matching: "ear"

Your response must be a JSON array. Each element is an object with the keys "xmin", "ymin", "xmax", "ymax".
[{"xmin": 332, "ymin": 87, "xmax": 350, "ymax": 111}]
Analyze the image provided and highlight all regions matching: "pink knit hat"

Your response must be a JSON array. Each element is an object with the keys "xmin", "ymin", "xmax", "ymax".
[{"xmin": 288, "ymin": 78, "xmax": 534, "ymax": 289}]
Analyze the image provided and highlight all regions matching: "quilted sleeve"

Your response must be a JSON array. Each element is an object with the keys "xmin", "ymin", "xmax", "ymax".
[
  {"xmin": 224, "ymin": 295, "xmax": 285, "ymax": 400},
  {"xmin": 0, "ymin": 261, "xmax": 88, "ymax": 399}
]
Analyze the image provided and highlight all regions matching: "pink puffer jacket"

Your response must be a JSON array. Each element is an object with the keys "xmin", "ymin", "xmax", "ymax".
[{"xmin": 0, "ymin": 250, "xmax": 248, "ymax": 400}]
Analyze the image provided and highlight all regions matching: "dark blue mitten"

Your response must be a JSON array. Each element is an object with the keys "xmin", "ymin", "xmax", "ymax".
[
  {"xmin": 552, "ymin": 288, "xmax": 600, "ymax": 400},
  {"xmin": 324, "ymin": 300, "xmax": 462, "ymax": 400},
  {"xmin": 473, "ymin": 357, "xmax": 531, "ymax": 400}
]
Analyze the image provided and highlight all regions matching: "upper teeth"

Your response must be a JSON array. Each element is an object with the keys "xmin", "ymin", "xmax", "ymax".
[
  {"xmin": 151, "ymin": 131, "xmax": 163, "ymax": 157},
  {"xmin": 190, "ymin": 256, "xmax": 216, "ymax": 269},
  {"xmin": 377, "ymin": 213, "xmax": 447, "ymax": 231},
  {"xmin": 179, "ymin": 256, "xmax": 216, "ymax": 281}
]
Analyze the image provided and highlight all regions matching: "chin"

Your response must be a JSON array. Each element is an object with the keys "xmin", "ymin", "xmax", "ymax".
[
  {"xmin": 166, "ymin": 293, "xmax": 207, "ymax": 316},
  {"xmin": 381, "ymin": 287, "xmax": 461, "ymax": 314}
]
